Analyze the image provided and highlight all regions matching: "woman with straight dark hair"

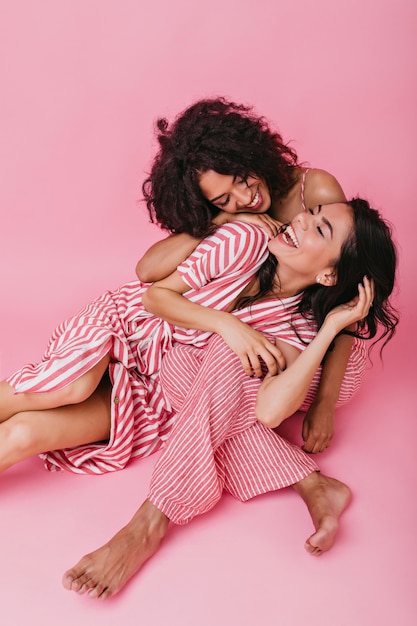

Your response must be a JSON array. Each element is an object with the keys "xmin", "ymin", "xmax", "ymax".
[{"xmin": 62, "ymin": 197, "xmax": 398, "ymax": 599}]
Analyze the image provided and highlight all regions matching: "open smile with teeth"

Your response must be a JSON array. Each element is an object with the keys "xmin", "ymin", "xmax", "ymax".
[
  {"xmin": 247, "ymin": 190, "xmax": 260, "ymax": 209},
  {"xmin": 282, "ymin": 224, "xmax": 299, "ymax": 248}
]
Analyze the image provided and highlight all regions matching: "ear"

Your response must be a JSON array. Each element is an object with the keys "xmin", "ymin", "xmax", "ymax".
[{"xmin": 316, "ymin": 269, "xmax": 337, "ymax": 287}]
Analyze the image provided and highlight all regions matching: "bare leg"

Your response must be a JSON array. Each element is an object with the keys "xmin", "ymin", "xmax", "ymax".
[
  {"xmin": 62, "ymin": 500, "xmax": 169, "ymax": 599},
  {"xmin": 0, "ymin": 355, "xmax": 110, "ymax": 423},
  {"xmin": 0, "ymin": 379, "xmax": 112, "ymax": 472},
  {"xmin": 292, "ymin": 471, "xmax": 351, "ymax": 555}
]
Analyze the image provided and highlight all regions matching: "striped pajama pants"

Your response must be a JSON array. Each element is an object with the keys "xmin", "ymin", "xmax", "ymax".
[{"xmin": 148, "ymin": 333, "xmax": 319, "ymax": 525}]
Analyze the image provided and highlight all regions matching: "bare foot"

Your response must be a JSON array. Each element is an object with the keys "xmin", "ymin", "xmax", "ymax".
[
  {"xmin": 292, "ymin": 471, "xmax": 351, "ymax": 556},
  {"xmin": 62, "ymin": 500, "xmax": 169, "ymax": 599}
]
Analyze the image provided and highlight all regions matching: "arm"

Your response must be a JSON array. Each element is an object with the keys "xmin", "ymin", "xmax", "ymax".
[
  {"xmin": 142, "ymin": 271, "xmax": 285, "ymax": 377},
  {"xmin": 255, "ymin": 279, "xmax": 373, "ymax": 428},
  {"xmin": 295, "ymin": 168, "xmax": 349, "ymax": 451},
  {"xmin": 301, "ymin": 333, "xmax": 353, "ymax": 453},
  {"xmin": 136, "ymin": 233, "xmax": 203, "ymax": 283},
  {"xmin": 136, "ymin": 213, "xmax": 282, "ymax": 283}
]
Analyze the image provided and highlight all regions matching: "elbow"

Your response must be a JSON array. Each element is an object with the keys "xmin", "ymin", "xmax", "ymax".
[
  {"xmin": 255, "ymin": 397, "xmax": 285, "ymax": 429},
  {"xmin": 136, "ymin": 259, "xmax": 153, "ymax": 283}
]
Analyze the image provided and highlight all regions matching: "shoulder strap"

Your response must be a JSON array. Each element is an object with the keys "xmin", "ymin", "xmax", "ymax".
[{"xmin": 300, "ymin": 168, "xmax": 311, "ymax": 212}]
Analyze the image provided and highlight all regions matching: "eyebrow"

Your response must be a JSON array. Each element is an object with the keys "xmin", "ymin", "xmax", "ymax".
[
  {"xmin": 209, "ymin": 176, "xmax": 237, "ymax": 203},
  {"xmin": 317, "ymin": 205, "xmax": 333, "ymax": 238},
  {"xmin": 210, "ymin": 191, "xmax": 227, "ymax": 203}
]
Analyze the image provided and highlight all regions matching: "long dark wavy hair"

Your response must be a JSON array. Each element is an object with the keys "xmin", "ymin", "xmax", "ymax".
[
  {"xmin": 142, "ymin": 97, "xmax": 299, "ymax": 237},
  {"xmin": 238, "ymin": 198, "xmax": 399, "ymax": 351}
]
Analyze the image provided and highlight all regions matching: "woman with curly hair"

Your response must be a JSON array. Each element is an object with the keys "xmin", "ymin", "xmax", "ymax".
[
  {"xmin": 137, "ymin": 97, "xmax": 351, "ymax": 453},
  {"xmin": 139, "ymin": 97, "xmax": 345, "ymax": 277}
]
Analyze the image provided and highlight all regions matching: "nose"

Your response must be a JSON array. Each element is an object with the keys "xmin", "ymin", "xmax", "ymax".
[
  {"xmin": 296, "ymin": 210, "xmax": 309, "ymax": 230},
  {"xmin": 234, "ymin": 187, "xmax": 251, "ymax": 210}
]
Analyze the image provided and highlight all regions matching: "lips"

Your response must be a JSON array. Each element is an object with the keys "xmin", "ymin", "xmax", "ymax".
[
  {"xmin": 280, "ymin": 224, "xmax": 299, "ymax": 248},
  {"xmin": 246, "ymin": 189, "xmax": 262, "ymax": 210}
]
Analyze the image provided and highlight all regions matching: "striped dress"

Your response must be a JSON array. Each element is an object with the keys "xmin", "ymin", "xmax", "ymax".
[
  {"xmin": 6, "ymin": 222, "xmax": 366, "ymax": 475},
  {"xmin": 149, "ymin": 335, "xmax": 322, "ymax": 524}
]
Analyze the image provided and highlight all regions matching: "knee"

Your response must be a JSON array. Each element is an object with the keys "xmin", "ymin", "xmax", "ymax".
[{"xmin": 4, "ymin": 413, "xmax": 40, "ymax": 454}]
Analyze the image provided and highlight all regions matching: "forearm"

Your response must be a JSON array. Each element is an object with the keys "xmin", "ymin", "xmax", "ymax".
[
  {"xmin": 314, "ymin": 333, "xmax": 354, "ymax": 406},
  {"xmin": 143, "ymin": 273, "xmax": 288, "ymax": 378},
  {"xmin": 136, "ymin": 233, "xmax": 203, "ymax": 282},
  {"xmin": 142, "ymin": 283, "xmax": 232, "ymax": 335},
  {"xmin": 256, "ymin": 279, "xmax": 373, "ymax": 429},
  {"xmin": 255, "ymin": 323, "xmax": 338, "ymax": 428}
]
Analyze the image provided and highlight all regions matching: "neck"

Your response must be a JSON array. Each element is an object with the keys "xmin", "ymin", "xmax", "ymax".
[
  {"xmin": 273, "ymin": 267, "xmax": 313, "ymax": 299},
  {"xmin": 270, "ymin": 167, "xmax": 304, "ymax": 224}
]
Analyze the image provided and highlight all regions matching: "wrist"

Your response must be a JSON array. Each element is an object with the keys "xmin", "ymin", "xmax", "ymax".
[
  {"xmin": 212, "ymin": 310, "xmax": 236, "ymax": 336},
  {"xmin": 321, "ymin": 317, "xmax": 343, "ymax": 341},
  {"xmin": 312, "ymin": 394, "xmax": 337, "ymax": 410}
]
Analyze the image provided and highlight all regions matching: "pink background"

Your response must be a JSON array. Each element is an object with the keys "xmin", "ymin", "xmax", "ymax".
[{"xmin": 1, "ymin": 1, "xmax": 416, "ymax": 624}]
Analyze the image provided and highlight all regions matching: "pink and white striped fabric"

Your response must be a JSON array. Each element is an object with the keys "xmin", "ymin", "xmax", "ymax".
[
  {"xmin": 5, "ymin": 224, "xmax": 270, "ymax": 473},
  {"xmin": 149, "ymin": 334, "xmax": 320, "ymax": 525},
  {"xmin": 6, "ymin": 222, "xmax": 366, "ymax": 474}
]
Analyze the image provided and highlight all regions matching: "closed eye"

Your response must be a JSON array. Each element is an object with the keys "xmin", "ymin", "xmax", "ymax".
[
  {"xmin": 309, "ymin": 205, "xmax": 328, "ymax": 237},
  {"xmin": 217, "ymin": 195, "xmax": 230, "ymax": 208}
]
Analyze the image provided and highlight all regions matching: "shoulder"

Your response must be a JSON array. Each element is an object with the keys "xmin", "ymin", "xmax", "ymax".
[
  {"xmin": 211, "ymin": 221, "xmax": 268, "ymax": 246},
  {"xmin": 304, "ymin": 168, "xmax": 346, "ymax": 207},
  {"xmin": 184, "ymin": 221, "xmax": 268, "ymax": 269}
]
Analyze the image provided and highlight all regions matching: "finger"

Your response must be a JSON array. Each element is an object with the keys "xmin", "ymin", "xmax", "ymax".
[
  {"xmin": 302, "ymin": 435, "xmax": 315, "ymax": 453},
  {"xmin": 365, "ymin": 276, "xmax": 375, "ymax": 308},
  {"xmin": 247, "ymin": 353, "xmax": 263, "ymax": 378},
  {"xmin": 310, "ymin": 441, "xmax": 320, "ymax": 454},
  {"xmin": 370, "ymin": 278, "xmax": 375, "ymax": 304},
  {"xmin": 361, "ymin": 277, "xmax": 374, "ymax": 315},
  {"xmin": 270, "ymin": 346, "xmax": 286, "ymax": 371},
  {"xmin": 259, "ymin": 344, "xmax": 287, "ymax": 375},
  {"xmin": 261, "ymin": 218, "xmax": 281, "ymax": 239},
  {"xmin": 266, "ymin": 219, "xmax": 281, "ymax": 237},
  {"xmin": 304, "ymin": 436, "xmax": 324, "ymax": 454},
  {"xmin": 363, "ymin": 276, "xmax": 372, "ymax": 301},
  {"xmin": 263, "ymin": 224, "xmax": 278, "ymax": 239},
  {"xmin": 240, "ymin": 355, "xmax": 255, "ymax": 377},
  {"xmin": 261, "ymin": 343, "xmax": 286, "ymax": 372},
  {"xmin": 257, "ymin": 350, "xmax": 281, "ymax": 376}
]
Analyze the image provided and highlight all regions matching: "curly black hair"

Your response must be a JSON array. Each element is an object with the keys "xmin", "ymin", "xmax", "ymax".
[{"xmin": 142, "ymin": 98, "xmax": 299, "ymax": 237}]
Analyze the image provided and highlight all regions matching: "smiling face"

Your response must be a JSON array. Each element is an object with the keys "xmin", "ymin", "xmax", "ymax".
[
  {"xmin": 268, "ymin": 203, "xmax": 354, "ymax": 287},
  {"xmin": 198, "ymin": 170, "xmax": 271, "ymax": 214}
]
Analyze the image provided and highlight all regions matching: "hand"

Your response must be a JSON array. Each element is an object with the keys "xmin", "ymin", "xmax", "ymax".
[
  {"xmin": 213, "ymin": 211, "xmax": 282, "ymax": 239},
  {"xmin": 219, "ymin": 316, "xmax": 286, "ymax": 377},
  {"xmin": 324, "ymin": 276, "xmax": 374, "ymax": 336},
  {"xmin": 302, "ymin": 399, "xmax": 335, "ymax": 453}
]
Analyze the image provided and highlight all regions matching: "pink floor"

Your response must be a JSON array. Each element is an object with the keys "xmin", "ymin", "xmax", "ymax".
[
  {"xmin": 1, "ymin": 1, "xmax": 416, "ymax": 625},
  {"xmin": 1, "ymin": 329, "xmax": 415, "ymax": 625}
]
